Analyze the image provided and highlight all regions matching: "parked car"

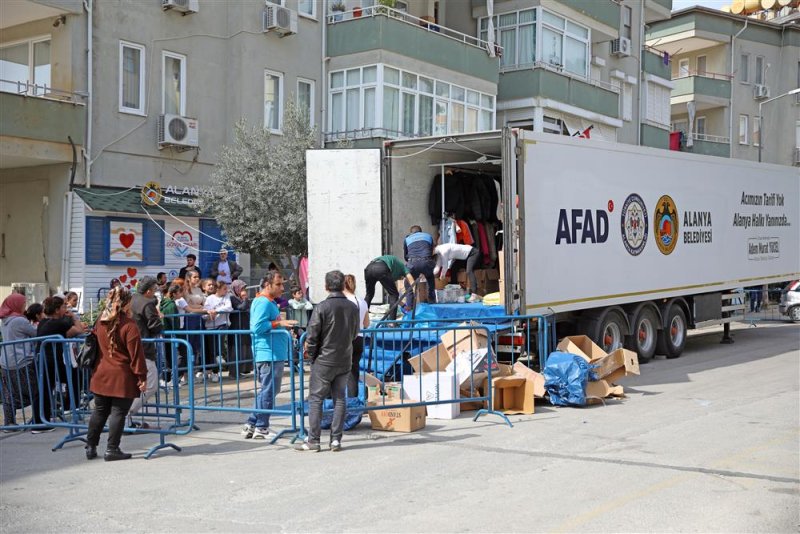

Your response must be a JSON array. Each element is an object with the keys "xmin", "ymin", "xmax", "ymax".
[{"xmin": 778, "ymin": 280, "xmax": 800, "ymax": 322}]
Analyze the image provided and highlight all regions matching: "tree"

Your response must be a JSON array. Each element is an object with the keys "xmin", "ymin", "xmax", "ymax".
[{"xmin": 196, "ymin": 102, "xmax": 317, "ymax": 257}]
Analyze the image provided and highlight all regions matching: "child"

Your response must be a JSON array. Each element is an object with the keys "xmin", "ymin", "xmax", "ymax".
[
  {"xmin": 287, "ymin": 286, "xmax": 313, "ymax": 328},
  {"xmin": 202, "ymin": 281, "xmax": 233, "ymax": 383},
  {"xmin": 64, "ymin": 291, "xmax": 79, "ymax": 315},
  {"xmin": 159, "ymin": 284, "xmax": 184, "ymax": 385}
]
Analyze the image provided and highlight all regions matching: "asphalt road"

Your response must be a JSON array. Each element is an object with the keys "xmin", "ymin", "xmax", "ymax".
[{"xmin": 1, "ymin": 322, "xmax": 798, "ymax": 533}]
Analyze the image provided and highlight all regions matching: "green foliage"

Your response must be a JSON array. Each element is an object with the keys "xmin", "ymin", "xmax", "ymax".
[{"xmin": 197, "ymin": 101, "xmax": 317, "ymax": 257}]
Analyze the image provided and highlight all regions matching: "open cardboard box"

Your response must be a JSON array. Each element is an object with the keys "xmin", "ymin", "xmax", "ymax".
[
  {"xmin": 592, "ymin": 347, "xmax": 640, "ymax": 381},
  {"xmin": 402, "ymin": 371, "xmax": 460, "ymax": 420},
  {"xmin": 439, "ymin": 321, "xmax": 489, "ymax": 358},
  {"xmin": 585, "ymin": 379, "xmax": 625, "ymax": 405},
  {"xmin": 490, "ymin": 376, "xmax": 535, "ymax": 415},
  {"xmin": 408, "ymin": 343, "xmax": 452, "ymax": 374},
  {"xmin": 512, "ymin": 362, "xmax": 546, "ymax": 398},
  {"xmin": 556, "ymin": 335, "xmax": 607, "ymax": 363}
]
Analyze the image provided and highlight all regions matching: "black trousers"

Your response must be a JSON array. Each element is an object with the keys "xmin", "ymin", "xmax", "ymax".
[
  {"xmin": 308, "ymin": 363, "xmax": 349, "ymax": 444},
  {"xmin": 451, "ymin": 247, "xmax": 481, "ymax": 293},
  {"xmin": 86, "ymin": 394, "xmax": 134, "ymax": 450},
  {"xmin": 347, "ymin": 336, "xmax": 364, "ymax": 397},
  {"xmin": 364, "ymin": 261, "xmax": 399, "ymax": 308},
  {"xmin": 407, "ymin": 257, "xmax": 436, "ymax": 301}
]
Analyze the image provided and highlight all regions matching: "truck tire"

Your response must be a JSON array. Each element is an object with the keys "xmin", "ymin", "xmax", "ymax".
[
  {"xmin": 594, "ymin": 310, "xmax": 628, "ymax": 353},
  {"xmin": 656, "ymin": 305, "xmax": 687, "ymax": 359},
  {"xmin": 789, "ymin": 306, "xmax": 800, "ymax": 323},
  {"xmin": 627, "ymin": 307, "xmax": 658, "ymax": 363}
]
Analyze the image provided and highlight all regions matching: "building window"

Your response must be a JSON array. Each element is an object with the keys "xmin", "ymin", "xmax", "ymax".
[
  {"xmin": 678, "ymin": 58, "xmax": 689, "ymax": 78},
  {"xmin": 755, "ymin": 56, "xmax": 764, "ymax": 85},
  {"xmin": 646, "ymin": 81, "xmax": 670, "ymax": 127},
  {"xmin": 753, "ymin": 116, "xmax": 760, "ymax": 147},
  {"xmin": 739, "ymin": 115, "xmax": 748, "ymax": 145},
  {"xmin": 696, "ymin": 116, "xmax": 706, "ymax": 136},
  {"xmin": 696, "ymin": 55, "xmax": 707, "ymax": 77},
  {"xmin": 622, "ymin": 5, "xmax": 632, "ymax": 40},
  {"xmin": 297, "ymin": 78, "xmax": 315, "ymax": 128},
  {"xmin": 672, "ymin": 120, "xmax": 688, "ymax": 135},
  {"xmin": 0, "ymin": 36, "xmax": 51, "ymax": 95},
  {"xmin": 162, "ymin": 51, "xmax": 186, "ymax": 116},
  {"xmin": 119, "ymin": 41, "xmax": 146, "ymax": 115},
  {"xmin": 264, "ymin": 70, "xmax": 283, "ymax": 133},
  {"xmin": 298, "ymin": 0, "xmax": 316, "ymax": 18},
  {"xmin": 479, "ymin": 7, "xmax": 588, "ymax": 78},
  {"xmin": 85, "ymin": 216, "xmax": 165, "ymax": 266},
  {"xmin": 740, "ymin": 53, "xmax": 749, "ymax": 83}
]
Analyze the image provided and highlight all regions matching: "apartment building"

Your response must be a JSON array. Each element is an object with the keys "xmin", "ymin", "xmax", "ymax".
[
  {"xmin": 0, "ymin": 0, "xmax": 323, "ymax": 302},
  {"xmin": 323, "ymin": 0, "xmax": 674, "ymax": 149},
  {"xmin": 646, "ymin": 6, "xmax": 800, "ymax": 165}
]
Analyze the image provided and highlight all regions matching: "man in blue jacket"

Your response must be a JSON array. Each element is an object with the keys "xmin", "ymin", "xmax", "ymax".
[
  {"xmin": 241, "ymin": 272, "xmax": 297, "ymax": 440},
  {"xmin": 403, "ymin": 225, "xmax": 436, "ymax": 303}
]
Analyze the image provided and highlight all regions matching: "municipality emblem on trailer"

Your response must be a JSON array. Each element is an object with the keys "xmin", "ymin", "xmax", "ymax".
[
  {"xmin": 654, "ymin": 194, "xmax": 679, "ymax": 255},
  {"xmin": 620, "ymin": 193, "xmax": 648, "ymax": 256}
]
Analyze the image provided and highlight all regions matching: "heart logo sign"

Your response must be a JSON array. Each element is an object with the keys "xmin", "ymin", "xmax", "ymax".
[
  {"xmin": 168, "ymin": 230, "xmax": 196, "ymax": 258},
  {"xmin": 119, "ymin": 233, "xmax": 135, "ymax": 249}
]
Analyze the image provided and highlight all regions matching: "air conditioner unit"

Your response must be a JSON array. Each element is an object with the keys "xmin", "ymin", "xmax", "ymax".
[
  {"xmin": 753, "ymin": 84, "xmax": 770, "ymax": 99},
  {"xmin": 263, "ymin": 3, "xmax": 298, "ymax": 36},
  {"xmin": 611, "ymin": 37, "xmax": 632, "ymax": 57},
  {"xmin": 162, "ymin": 0, "xmax": 199, "ymax": 14},
  {"xmin": 158, "ymin": 114, "xmax": 199, "ymax": 149},
  {"xmin": 10, "ymin": 283, "xmax": 49, "ymax": 307}
]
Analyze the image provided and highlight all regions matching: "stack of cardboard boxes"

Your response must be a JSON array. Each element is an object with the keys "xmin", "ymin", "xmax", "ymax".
[{"xmin": 555, "ymin": 335, "xmax": 640, "ymax": 403}]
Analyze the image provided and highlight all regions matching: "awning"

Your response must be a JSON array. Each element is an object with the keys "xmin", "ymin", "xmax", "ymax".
[{"xmin": 73, "ymin": 186, "xmax": 201, "ymax": 218}]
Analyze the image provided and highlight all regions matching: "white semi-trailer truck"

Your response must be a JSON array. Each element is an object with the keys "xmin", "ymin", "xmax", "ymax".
[{"xmin": 306, "ymin": 130, "xmax": 799, "ymax": 360}]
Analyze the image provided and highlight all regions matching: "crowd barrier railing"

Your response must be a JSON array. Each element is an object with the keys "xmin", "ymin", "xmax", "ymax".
[
  {"xmin": 37, "ymin": 337, "xmax": 196, "ymax": 459},
  {"xmin": 0, "ymin": 335, "xmax": 62, "ymax": 433},
  {"xmin": 162, "ymin": 328, "xmax": 299, "ymax": 445}
]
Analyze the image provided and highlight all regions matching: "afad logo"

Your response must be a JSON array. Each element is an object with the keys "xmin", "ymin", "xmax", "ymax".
[
  {"xmin": 555, "ymin": 207, "xmax": 609, "ymax": 245},
  {"xmin": 620, "ymin": 193, "xmax": 648, "ymax": 256},
  {"xmin": 654, "ymin": 195, "xmax": 679, "ymax": 255}
]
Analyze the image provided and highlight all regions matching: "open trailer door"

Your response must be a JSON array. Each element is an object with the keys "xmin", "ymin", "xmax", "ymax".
[{"xmin": 306, "ymin": 149, "xmax": 383, "ymax": 302}]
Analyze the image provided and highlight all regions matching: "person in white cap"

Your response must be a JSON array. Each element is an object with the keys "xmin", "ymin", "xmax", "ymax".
[{"xmin": 210, "ymin": 248, "xmax": 243, "ymax": 284}]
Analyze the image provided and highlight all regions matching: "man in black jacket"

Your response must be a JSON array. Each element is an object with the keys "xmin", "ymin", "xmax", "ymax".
[
  {"xmin": 127, "ymin": 276, "xmax": 164, "ymax": 428},
  {"xmin": 297, "ymin": 270, "xmax": 358, "ymax": 452}
]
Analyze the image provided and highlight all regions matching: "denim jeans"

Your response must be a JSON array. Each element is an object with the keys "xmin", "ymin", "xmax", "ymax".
[
  {"xmin": 308, "ymin": 362, "xmax": 349, "ymax": 445},
  {"xmin": 246, "ymin": 361, "xmax": 284, "ymax": 429}
]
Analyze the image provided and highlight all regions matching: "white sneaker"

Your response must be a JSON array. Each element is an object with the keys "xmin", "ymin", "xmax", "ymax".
[
  {"xmin": 252, "ymin": 427, "xmax": 271, "ymax": 440},
  {"xmin": 330, "ymin": 439, "xmax": 342, "ymax": 452},
  {"xmin": 241, "ymin": 424, "xmax": 255, "ymax": 439},
  {"xmin": 467, "ymin": 294, "xmax": 482, "ymax": 303},
  {"xmin": 195, "ymin": 371, "xmax": 204, "ymax": 379},
  {"xmin": 210, "ymin": 372, "xmax": 220, "ymax": 383},
  {"xmin": 159, "ymin": 379, "xmax": 167, "ymax": 388}
]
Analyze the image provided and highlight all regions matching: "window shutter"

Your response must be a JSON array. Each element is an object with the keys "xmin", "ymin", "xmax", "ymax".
[
  {"xmin": 85, "ymin": 217, "xmax": 108, "ymax": 264},
  {"xmin": 142, "ymin": 219, "xmax": 165, "ymax": 265}
]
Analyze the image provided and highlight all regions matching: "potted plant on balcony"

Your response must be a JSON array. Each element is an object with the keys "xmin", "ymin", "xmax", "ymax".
[
  {"xmin": 353, "ymin": 5, "xmax": 362, "ymax": 17},
  {"xmin": 331, "ymin": 1, "xmax": 345, "ymax": 21}
]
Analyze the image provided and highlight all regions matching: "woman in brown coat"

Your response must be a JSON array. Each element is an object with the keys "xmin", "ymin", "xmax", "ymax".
[{"xmin": 85, "ymin": 287, "xmax": 147, "ymax": 461}]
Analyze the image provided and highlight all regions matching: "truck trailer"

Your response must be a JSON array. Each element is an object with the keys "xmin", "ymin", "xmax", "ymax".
[{"xmin": 306, "ymin": 130, "xmax": 799, "ymax": 361}]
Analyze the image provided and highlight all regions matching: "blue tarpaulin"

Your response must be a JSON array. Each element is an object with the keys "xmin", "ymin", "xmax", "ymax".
[{"xmin": 543, "ymin": 351, "xmax": 591, "ymax": 407}]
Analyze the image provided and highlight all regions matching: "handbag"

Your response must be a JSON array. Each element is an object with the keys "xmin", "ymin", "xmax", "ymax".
[{"xmin": 77, "ymin": 328, "xmax": 99, "ymax": 370}]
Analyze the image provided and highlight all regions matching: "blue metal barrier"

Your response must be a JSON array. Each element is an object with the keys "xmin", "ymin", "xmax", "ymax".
[
  {"xmin": 0, "ymin": 335, "xmax": 62, "ymax": 433},
  {"xmin": 162, "ymin": 328, "xmax": 299, "ymax": 445},
  {"xmin": 37, "ymin": 337, "xmax": 195, "ymax": 459}
]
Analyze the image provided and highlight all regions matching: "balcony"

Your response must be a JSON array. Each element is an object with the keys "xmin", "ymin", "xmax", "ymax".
[
  {"xmin": 470, "ymin": 0, "xmax": 620, "ymax": 36},
  {"xmin": 499, "ymin": 64, "xmax": 619, "ymax": 119},
  {"xmin": 644, "ymin": 0, "xmax": 672, "ymax": 23},
  {"xmin": 671, "ymin": 73, "xmax": 731, "ymax": 111},
  {"xmin": 681, "ymin": 133, "xmax": 731, "ymax": 158},
  {"xmin": 641, "ymin": 123, "xmax": 669, "ymax": 149},
  {"xmin": 0, "ymin": 82, "xmax": 86, "ymax": 168},
  {"xmin": 327, "ymin": 6, "xmax": 498, "ymax": 84},
  {"xmin": 643, "ymin": 49, "xmax": 670, "ymax": 80}
]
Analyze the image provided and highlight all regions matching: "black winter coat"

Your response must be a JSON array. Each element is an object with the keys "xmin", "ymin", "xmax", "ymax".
[{"xmin": 304, "ymin": 292, "xmax": 358, "ymax": 372}]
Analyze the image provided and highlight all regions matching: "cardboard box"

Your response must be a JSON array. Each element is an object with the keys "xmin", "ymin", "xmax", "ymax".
[
  {"xmin": 402, "ymin": 371, "xmax": 460, "ymax": 420},
  {"xmin": 485, "ymin": 269, "xmax": 500, "ymax": 281},
  {"xmin": 490, "ymin": 376, "xmax": 535, "ymax": 415},
  {"xmin": 368, "ymin": 400, "xmax": 426, "ymax": 432},
  {"xmin": 439, "ymin": 322, "xmax": 489, "ymax": 358},
  {"xmin": 512, "ymin": 362, "xmax": 546, "ymax": 398},
  {"xmin": 434, "ymin": 277, "xmax": 448, "ymax": 290},
  {"xmin": 591, "ymin": 347, "xmax": 640, "ymax": 381},
  {"xmin": 446, "ymin": 347, "xmax": 489, "ymax": 387},
  {"xmin": 384, "ymin": 382, "xmax": 404, "ymax": 401},
  {"xmin": 408, "ymin": 343, "xmax": 452, "ymax": 374},
  {"xmin": 585, "ymin": 379, "xmax": 624, "ymax": 400},
  {"xmin": 556, "ymin": 335, "xmax": 607, "ymax": 363}
]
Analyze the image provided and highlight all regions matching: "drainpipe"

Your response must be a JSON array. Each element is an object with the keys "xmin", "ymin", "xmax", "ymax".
[
  {"xmin": 321, "ymin": 0, "xmax": 327, "ymax": 147},
  {"xmin": 637, "ymin": 0, "xmax": 644, "ymax": 146},
  {"xmin": 61, "ymin": 191, "xmax": 72, "ymax": 293},
  {"xmin": 83, "ymin": 0, "xmax": 93, "ymax": 187},
  {"xmin": 729, "ymin": 18, "xmax": 748, "ymax": 155}
]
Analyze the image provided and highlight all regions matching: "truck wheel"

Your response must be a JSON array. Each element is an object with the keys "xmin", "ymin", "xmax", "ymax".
[
  {"xmin": 628, "ymin": 308, "xmax": 658, "ymax": 363},
  {"xmin": 595, "ymin": 310, "xmax": 628, "ymax": 353},
  {"xmin": 789, "ymin": 306, "xmax": 800, "ymax": 323},
  {"xmin": 656, "ymin": 305, "xmax": 687, "ymax": 359}
]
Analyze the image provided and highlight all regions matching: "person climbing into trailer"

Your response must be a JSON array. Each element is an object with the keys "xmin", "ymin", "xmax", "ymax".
[
  {"xmin": 403, "ymin": 225, "xmax": 437, "ymax": 303},
  {"xmin": 363, "ymin": 254, "xmax": 416, "ymax": 310},
  {"xmin": 434, "ymin": 242, "xmax": 481, "ymax": 302}
]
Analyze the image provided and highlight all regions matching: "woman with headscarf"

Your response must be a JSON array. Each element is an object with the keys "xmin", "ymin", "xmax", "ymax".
[
  {"xmin": 0, "ymin": 294, "xmax": 42, "ymax": 430},
  {"xmin": 85, "ymin": 287, "xmax": 147, "ymax": 461},
  {"xmin": 227, "ymin": 279, "xmax": 253, "ymax": 378}
]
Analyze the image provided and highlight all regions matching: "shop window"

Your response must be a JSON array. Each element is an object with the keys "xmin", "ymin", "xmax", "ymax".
[{"xmin": 85, "ymin": 217, "xmax": 165, "ymax": 266}]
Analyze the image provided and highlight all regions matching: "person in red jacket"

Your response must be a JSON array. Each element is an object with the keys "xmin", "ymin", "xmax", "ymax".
[{"xmin": 84, "ymin": 287, "xmax": 147, "ymax": 461}]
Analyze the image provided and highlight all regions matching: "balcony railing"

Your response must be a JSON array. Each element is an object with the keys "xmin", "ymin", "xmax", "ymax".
[
  {"xmin": 327, "ymin": 6, "xmax": 500, "ymax": 55},
  {"xmin": 0, "ymin": 79, "xmax": 87, "ymax": 104},
  {"xmin": 501, "ymin": 61, "xmax": 620, "ymax": 94},
  {"xmin": 673, "ymin": 70, "xmax": 733, "ymax": 81},
  {"xmin": 690, "ymin": 132, "xmax": 730, "ymax": 143}
]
